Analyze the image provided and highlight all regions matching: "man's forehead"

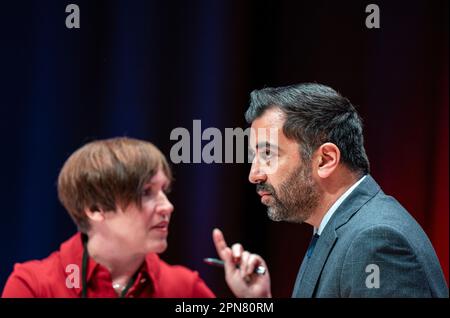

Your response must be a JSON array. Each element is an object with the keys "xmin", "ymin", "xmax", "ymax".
[
  {"xmin": 249, "ymin": 108, "xmax": 285, "ymax": 147},
  {"xmin": 248, "ymin": 108, "xmax": 302, "ymax": 153}
]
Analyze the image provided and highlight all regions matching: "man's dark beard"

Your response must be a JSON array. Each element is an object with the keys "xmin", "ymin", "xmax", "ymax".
[{"xmin": 256, "ymin": 162, "xmax": 320, "ymax": 223}]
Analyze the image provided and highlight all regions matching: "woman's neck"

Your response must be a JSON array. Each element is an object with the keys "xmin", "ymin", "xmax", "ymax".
[{"xmin": 86, "ymin": 233, "xmax": 145, "ymax": 289}]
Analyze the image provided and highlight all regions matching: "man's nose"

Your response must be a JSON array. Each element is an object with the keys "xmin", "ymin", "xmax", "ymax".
[{"xmin": 248, "ymin": 160, "xmax": 267, "ymax": 184}]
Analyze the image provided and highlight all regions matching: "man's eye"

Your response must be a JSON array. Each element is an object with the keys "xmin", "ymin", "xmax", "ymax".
[{"xmin": 261, "ymin": 149, "xmax": 272, "ymax": 160}]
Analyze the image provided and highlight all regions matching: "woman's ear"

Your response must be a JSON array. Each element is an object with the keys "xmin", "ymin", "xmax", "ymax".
[
  {"xmin": 85, "ymin": 206, "xmax": 105, "ymax": 223},
  {"xmin": 316, "ymin": 142, "xmax": 340, "ymax": 179}
]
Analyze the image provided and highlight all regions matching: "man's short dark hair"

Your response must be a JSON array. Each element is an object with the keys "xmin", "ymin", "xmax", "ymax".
[{"xmin": 245, "ymin": 83, "xmax": 370, "ymax": 175}]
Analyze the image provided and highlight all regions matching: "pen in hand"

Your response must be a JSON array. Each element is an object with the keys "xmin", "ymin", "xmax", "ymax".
[{"xmin": 203, "ymin": 257, "xmax": 266, "ymax": 275}]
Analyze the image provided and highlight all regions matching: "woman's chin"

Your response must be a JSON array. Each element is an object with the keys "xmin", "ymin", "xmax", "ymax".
[{"xmin": 146, "ymin": 240, "xmax": 167, "ymax": 254}]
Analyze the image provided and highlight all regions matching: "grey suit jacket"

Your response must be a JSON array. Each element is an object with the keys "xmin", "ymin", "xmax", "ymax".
[{"xmin": 292, "ymin": 175, "xmax": 449, "ymax": 298}]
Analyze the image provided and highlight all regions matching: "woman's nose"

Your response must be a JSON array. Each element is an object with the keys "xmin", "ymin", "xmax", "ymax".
[{"xmin": 157, "ymin": 192, "xmax": 174, "ymax": 216}]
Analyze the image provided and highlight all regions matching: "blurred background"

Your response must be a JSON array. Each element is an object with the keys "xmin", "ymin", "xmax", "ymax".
[{"xmin": 0, "ymin": 0, "xmax": 448, "ymax": 297}]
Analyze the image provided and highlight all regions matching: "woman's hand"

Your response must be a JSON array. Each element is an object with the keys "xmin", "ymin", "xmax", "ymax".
[{"xmin": 212, "ymin": 228, "xmax": 272, "ymax": 298}]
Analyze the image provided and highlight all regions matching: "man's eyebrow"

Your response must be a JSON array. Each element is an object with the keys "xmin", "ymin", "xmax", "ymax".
[{"xmin": 255, "ymin": 142, "xmax": 279, "ymax": 151}]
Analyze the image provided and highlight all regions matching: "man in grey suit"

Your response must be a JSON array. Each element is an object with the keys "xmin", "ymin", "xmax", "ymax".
[{"xmin": 212, "ymin": 83, "xmax": 448, "ymax": 297}]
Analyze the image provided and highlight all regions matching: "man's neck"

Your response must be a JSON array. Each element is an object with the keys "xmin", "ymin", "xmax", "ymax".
[
  {"xmin": 306, "ymin": 172, "xmax": 362, "ymax": 229},
  {"xmin": 86, "ymin": 233, "xmax": 145, "ymax": 288}
]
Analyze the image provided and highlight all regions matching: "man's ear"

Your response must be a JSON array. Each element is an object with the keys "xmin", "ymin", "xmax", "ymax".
[
  {"xmin": 316, "ymin": 142, "xmax": 340, "ymax": 179},
  {"xmin": 85, "ymin": 206, "xmax": 105, "ymax": 223}
]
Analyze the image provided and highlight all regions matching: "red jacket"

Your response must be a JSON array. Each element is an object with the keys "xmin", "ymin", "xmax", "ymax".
[{"xmin": 2, "ymin": 233, "xmax": 215, "ymax": 298}]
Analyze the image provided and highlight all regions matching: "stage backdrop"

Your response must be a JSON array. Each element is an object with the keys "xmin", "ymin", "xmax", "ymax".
[{"xmin": 0, "ymin": 0, "xmax": 448, "ymax": 297}]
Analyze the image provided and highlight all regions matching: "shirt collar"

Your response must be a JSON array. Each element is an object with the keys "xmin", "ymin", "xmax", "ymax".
[{"xmin": 314, "ymin": 175, "xmax": 367, "ymax": 235}]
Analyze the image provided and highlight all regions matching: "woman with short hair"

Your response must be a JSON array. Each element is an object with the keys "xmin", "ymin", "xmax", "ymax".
[{"xmin": 2, "ymin": 137, "xmax": 214, "ymax": 298}]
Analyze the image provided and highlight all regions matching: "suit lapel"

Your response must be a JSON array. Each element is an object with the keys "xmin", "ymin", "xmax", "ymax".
[
  {"xmin": 294, "ymin": 229, "xmax": 337, "ymax": 297},
  {"xmin": 291, "ymin": 249, "xmax": 310, "ymax": 296}
]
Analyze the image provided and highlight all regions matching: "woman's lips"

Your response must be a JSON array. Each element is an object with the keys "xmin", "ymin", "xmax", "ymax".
[{"xmin": 151, "ymin": 221, "xmax": 169, "ymax": 232}]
